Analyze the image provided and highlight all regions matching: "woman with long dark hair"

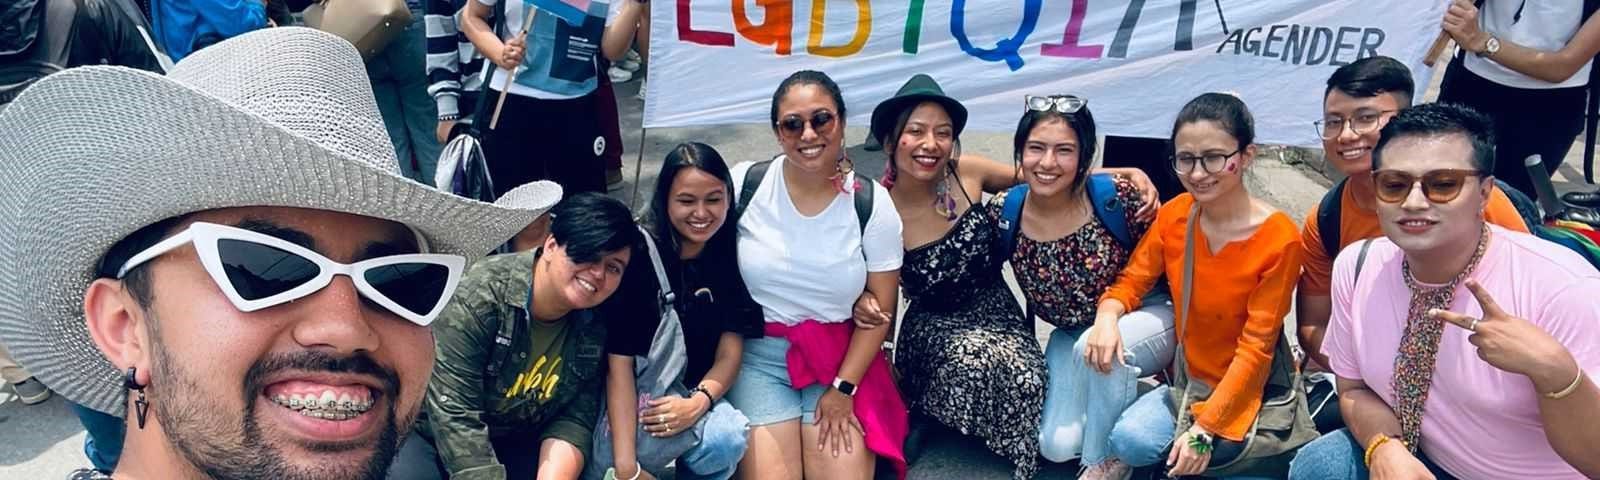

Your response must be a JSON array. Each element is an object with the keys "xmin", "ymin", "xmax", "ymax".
[
  {"xmin": 590, "ymin": 143, "xmax": 763, "ymax": 480},
  {"xmin": 971, "ymin": 94, "xmax": 1170, "ymax": 480}
]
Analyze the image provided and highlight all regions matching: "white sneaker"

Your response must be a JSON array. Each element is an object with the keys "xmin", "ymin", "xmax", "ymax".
[
  {"xmin": 620, "ymin": 50, "xmax": 643, "ymax": 70},
  {"xmin": 607, "ymin": 65, "xmax": 633, "ymax": 83},
  {"xmin": 635, "ymin": 79, "xmax": 647, "ymax": 100}
]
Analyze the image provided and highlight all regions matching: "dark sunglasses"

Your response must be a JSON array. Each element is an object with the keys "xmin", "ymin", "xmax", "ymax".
[
  {"xmin": 115, "ymin": 222, "xmax": 464, "ymax": 326},
  {"xmin": 778, "ymin": 111, "xmax": 836, "ymax": 135},
  {"xmin": 1372, "ymin": 169, "xmax": 1484, "ymax": 204}
]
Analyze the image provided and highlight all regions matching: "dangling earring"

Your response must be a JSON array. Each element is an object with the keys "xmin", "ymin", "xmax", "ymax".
[
  {"xmin": 933, "ymin": 160, "xmax": 958, "ymax": 221},
  {"xmin": 124, "ymin": 366, "xmax": 149, "ymax": 429},
  {"xmin": 831, "ymin": 155, "xmax": 859, "ymax": 193}
]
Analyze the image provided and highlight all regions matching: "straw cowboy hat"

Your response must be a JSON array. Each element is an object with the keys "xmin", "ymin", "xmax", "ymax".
[{"xmin": 0, "ymin": 27, "xmax": 562, "ymax": 415}]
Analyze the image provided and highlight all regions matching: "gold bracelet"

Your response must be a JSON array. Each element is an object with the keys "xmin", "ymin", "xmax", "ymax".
[
  {"xmin": 1545, "ymin": 370, "xmax": 1585, "ymax": 400},
  {"xmin": 1364, "ymin": 434, "xmax": 1398, "ymax": 467},
  {"xmin": 1363, "ymin": 432, "xmax": 1388, "ymax": 467}
]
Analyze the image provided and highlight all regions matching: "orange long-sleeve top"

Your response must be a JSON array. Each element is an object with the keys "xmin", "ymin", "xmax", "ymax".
[{"xmin": 1100, "ymin": 194, "xmax": 1304, "ymax": 441}]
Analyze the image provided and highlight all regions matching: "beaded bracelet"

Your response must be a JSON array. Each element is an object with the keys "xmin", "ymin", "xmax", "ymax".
[{"xmin": 1364, "ymin": 434, "xmax": 1401, "ymax": 466}]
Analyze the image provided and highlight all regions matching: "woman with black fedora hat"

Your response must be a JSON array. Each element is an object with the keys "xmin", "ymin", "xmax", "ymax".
[{"xmin": 855, "ymin": 74, "xmax": 1160, "ymax": 479}]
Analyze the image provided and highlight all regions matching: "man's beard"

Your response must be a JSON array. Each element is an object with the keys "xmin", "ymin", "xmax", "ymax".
[{"xmin": 147, "ymin": 336, "xmax": 412, "ymax": 480}]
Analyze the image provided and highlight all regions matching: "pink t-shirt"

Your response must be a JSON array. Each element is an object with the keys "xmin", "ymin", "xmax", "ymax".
[{"xmin": 1324, "ymin": 225, "xmax": 1600, "ymax": 479}]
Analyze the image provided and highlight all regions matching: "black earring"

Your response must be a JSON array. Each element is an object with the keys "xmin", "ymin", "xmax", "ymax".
[{"xmin": 124, "ymin": 367, "xmax": 148, "ymax": 430}]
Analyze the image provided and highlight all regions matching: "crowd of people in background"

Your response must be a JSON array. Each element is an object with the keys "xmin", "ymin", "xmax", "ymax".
[{"xmin": 2, "ymin": 1, "xmax": 1600, "ymax": 480}]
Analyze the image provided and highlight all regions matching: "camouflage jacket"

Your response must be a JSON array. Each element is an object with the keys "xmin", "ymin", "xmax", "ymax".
[{"xmin": 423, "ymin": 249, "xmax": 608, "ymax": 480}]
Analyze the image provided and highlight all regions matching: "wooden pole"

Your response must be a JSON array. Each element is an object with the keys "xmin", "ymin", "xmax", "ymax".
[
  {"xmin": 1423, "ymin": 31, "xmax": 1452, "ymax": 67},
  {"xmin": 490, "ymin": 10, "xmax": 539, "ymax": 130}
]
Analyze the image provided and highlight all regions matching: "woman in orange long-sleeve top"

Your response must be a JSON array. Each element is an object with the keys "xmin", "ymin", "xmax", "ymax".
[{"xmin": 1087, "ymin": 93, "xmax": 1304, "ymax": 479}]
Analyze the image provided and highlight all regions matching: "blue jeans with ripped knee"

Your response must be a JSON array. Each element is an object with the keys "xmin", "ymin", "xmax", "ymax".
[{"xmin": 1039, "ymin": 299, "xmax": 1176, "ymax": 465}]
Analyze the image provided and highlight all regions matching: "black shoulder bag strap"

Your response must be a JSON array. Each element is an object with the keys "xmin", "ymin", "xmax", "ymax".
[
  {"xmin": 1582, "ymin": 0, "xmax": 1600, "ymax": 182},
  {"xmin": 1317, "ymin": 179, "xmax": 1347, "ymax": 261},
  {"xmin": 736, "ymin": 159, "xmax": 774, "ymax": 217}
]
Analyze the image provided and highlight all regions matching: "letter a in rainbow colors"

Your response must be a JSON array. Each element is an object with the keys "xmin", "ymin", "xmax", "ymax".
[{"xmin": 528, "ymin": 0, "xmax": 590, "ymax": 26}]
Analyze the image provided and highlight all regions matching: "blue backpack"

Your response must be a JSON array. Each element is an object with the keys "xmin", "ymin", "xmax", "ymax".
[{"xmin": 995, "ymin": 172, "xmax": 1134, "ymax": 259}]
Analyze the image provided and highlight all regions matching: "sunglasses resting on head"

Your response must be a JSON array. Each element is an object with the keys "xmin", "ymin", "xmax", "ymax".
[{"xmin": 115, "ymin": 222, "xmax": 465, "ymax": 326}]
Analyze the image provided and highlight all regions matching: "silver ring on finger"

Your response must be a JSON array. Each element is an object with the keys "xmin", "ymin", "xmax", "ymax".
[
  {"xmin": 1468, "ymin": 317, "xmax": 1480, "ymax": 332},
  {"xmin": 657, "ymin": 414, "xmax": 667, "ymax": 424}
]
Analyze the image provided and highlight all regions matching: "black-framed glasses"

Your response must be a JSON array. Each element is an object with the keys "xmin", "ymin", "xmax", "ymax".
[
  {"xmin": 778, "ymin": 111, "xmax": 836, "ymax": 136},
  {"xmin": 1025, "ymin": 95, "xmax": 1087, "ymax": 114},
  {"xmin": 1312, "ymin": 109, "xmax": 1398, "ymax": 140},
  {"xmin": 1172, "ymin": 149, "xmax": 1241, "ymax": 174}
]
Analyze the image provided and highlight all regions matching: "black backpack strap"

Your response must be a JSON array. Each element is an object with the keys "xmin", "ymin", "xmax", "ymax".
[
  {"xmin": 1493, "ymin": 178, "xmax": 1543, "ymax": 227},
  {"xmin": 736, "ymin": 159, "xmax": 774, "ymax": 217},
  {"xmin": 852, "ymin": 172, "xmax": 873, "ymax": 235},
  {"xmin": 1318, "ymin": 179, "xmax": 1347, "ymax": 261}
]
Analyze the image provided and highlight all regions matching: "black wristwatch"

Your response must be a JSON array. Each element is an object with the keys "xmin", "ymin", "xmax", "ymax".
[{"xmin": 831, "ymin": 377, "xmax": 857, "ymax": 397}]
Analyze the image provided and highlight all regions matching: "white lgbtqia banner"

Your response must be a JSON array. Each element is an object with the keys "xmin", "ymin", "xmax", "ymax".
[{"xmin": 643, "ymin": 0, "xmax": 1447, "ymax": 147}]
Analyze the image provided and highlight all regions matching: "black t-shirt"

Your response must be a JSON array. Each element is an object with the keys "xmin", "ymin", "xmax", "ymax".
[{"xmin": 603, "ymin": 233, "xmax": 763, "ymax": 387}]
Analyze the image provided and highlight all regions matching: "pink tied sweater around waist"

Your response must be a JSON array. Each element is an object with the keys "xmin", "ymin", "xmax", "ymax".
[{"xmin": 764, "ymin": 320, "xmax": 908, "ymax": 479}]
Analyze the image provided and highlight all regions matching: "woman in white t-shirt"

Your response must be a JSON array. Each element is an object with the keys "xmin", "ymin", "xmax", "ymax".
[
  {"xmin": 723, "ymin": 70, "xmax": 909, "ymax": 480},
  {"xmin": 460, "ymin": 0, "xmax": 644, "ymax": 197}
]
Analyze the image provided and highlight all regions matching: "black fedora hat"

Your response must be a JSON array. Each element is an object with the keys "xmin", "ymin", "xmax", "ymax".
[{"xmin": 869, "ymin": 74, "xmax": 968, "ymax": 148}]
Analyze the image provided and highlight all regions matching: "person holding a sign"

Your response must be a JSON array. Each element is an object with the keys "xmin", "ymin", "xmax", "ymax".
[
  {"xmin": 459, "ymin": 0, "xmax": 647, "ymax": 197},
  {"xmin": 1435, "ymin": 0, "xmax": 1600, "ymax": 198},
  {"xmin": 1099, "ymin": 93, "xmax": 1311, "ymax": 479},
  {"xmin": 1288, "ymin": 103, "xmax": 1600, "ymax": 479},
  {"xmin": 724, "ymin": 70, "xmax": 908, "ymax": 480}
]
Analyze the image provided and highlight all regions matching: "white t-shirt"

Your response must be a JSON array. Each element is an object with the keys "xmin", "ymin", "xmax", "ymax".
[
  {"xmin": 1464, "ymin": 0, "xmax": 1593, "ymax": 88},
  {"xmin": 475, "ymin": 0, "xmax": 623, "ymax": 99},
  {"xmin": 733, "ymin": 157, "xmax": 904, "ymax": 326}
]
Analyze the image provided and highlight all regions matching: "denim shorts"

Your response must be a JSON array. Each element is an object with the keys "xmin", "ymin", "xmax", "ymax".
[{"xmin": 724, "ymin": 337, "xmax": 827, "ymax": 426}]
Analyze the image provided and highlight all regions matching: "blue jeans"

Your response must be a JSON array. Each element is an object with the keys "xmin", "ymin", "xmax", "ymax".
[
  {"xmin": 584, "ymin": 400, "xmax": 750, "ymax": 480},
  {"xmin": 367, "ymin": 6, "xmax": 440, "ymax": 184},
  {"xmin": 1105, "ymin": 385, "xmax": 1275, "ymax": 480},
  {"xmin": 1039, "ymin": 300, "xmax": 1176, "ymax": 464},
  {"xmin": 1288, "ymin": 429, "xmax": 1458, "ymax": 480},
  {"xmin": 69, "ymin": 402, "xmax": 125, "ymax": 472}
]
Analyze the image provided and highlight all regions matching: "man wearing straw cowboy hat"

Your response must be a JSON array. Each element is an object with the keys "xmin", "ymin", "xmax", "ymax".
[{"xmin": 0, "ymin": 26, "xmax": 562, "ymax": 480}]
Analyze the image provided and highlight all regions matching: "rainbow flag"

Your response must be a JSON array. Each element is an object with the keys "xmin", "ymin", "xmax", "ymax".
[{"xmin": 528, "ymin": 0, "xmax": 590, "ymax": 26}]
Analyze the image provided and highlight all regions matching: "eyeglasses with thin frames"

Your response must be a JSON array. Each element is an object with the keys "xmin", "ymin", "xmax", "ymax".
[{"xmin": 1312, "ymin": 109, "xmax": 1398, "ymax": 140}]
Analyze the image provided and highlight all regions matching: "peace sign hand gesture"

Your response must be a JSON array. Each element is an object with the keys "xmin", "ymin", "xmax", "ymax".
[{"xmin": 1429, "ymin": 280, "xmax": 1582, "ymax": 393}]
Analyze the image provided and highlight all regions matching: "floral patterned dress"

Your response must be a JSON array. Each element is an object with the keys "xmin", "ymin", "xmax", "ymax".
[
  {"xmin": 896, "ymin": 205, "xmax": 1048, "ymax": 480},
  {"xmin": 987, "ymin": 178, "xmax": 1152, "ymax": 331}
]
